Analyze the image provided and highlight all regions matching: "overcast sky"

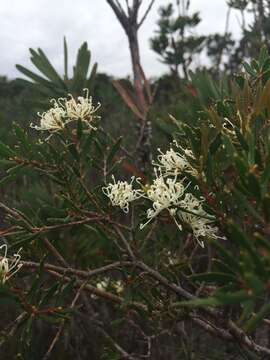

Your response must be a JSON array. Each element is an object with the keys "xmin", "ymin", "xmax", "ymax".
[{"xmin": 0, "ymin": 0, "xmax": 246, "ymax": 79}]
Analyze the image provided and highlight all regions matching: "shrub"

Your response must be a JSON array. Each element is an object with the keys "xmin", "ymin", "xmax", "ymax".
[{"xmin": 1, "ymin": 48, "xmax": 270, "ymax": 359}]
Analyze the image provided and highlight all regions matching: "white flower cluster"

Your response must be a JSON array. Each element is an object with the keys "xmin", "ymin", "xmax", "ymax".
[
  {"xmin": 140, "ymin": 170, "xmax": 186, "ymax": 230},
  {"xmin": 179, "ymin": 193, "xmax": 218, "ymax": 247},
  {"xmin": 0, "ymin": 245, "xmax": 22, "ymax": 284},
  {"xmin": 103, "ymin": 140, "xmax": 218, "ymax": 247},
  {"xmin": 102, "ymin": 175, "xmax": 142, "ymax": 213},
  {"xmin": 141, "ymin": 143, "xmax": 218, "ymax": 245},
  {"xmin": 32, "ymin": 103, "xmax": 67, "ymax": 132},
  {"xmin": 31, "ymin": 89, "xmax": 100, "ymax": 135},
  {"xmin": 154, "ymin": 141, "xmax": 198, "ymax": 177},
  {"xmin": 96, "ymin": 277, "xmax": 124, "ymax": 294},
  {"xmin": 96, "ymin": 278, "xmax": 109, "ymax": 291},
  {"xmin": 65, "ymin": 90, "xmax": 101, "ymax": 125}
]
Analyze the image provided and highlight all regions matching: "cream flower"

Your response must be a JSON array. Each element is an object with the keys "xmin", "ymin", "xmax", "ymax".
[
  {"xmin": 0, "ymin": 245, "xmax": 22, "ymax": 284},
  {"xmin": 30, "ymin": 89, "xmax": 100, "ymax": 134},
  {"xmin": 65, "ymin": 89, "xmax": 101, "ymax": 129},
  {"xmin": 31, "ymin": 99, "xmax": 67, "ymax": 132},
  {"xmin": 96, "ymin": 278, "xmax": 124, "ymax": 295},
  {"xmin": 140, "ymin": 171, "xmax": 186, "ymax": 229},
  {"xmin": 103, "ymin": 175, "xmax": 142, "ymax": 213},
  {"xmin": 113, "ymin": 280, "xmax": 124, "ymax": 294},
  {"xmin": 179, "ymin": 193, "xmax": 218, "ymax": 247},
  {"xmin": 96, "ymin": 278, "xmax": 110, "ymax": 291},
  {"xmin": 154, "ymin": 141, "xmax": 198, "ymax": 178}
]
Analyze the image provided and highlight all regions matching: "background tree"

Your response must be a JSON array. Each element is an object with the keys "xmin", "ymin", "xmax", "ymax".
[
  {"xmin": 150, "ymin": 0, "xmax": 205, "ymax": 78},
  {"xmin": 205, "ymin": 7, "xmax": 235, "ymax": 74},
  {"xmin": 206, "ymin": 33, "xmax": 235, "ymax": 73},
  {"xmin": 106, "ymin": 0, "xmax": 156, "ymax": 171},
  {"xmin": 106, "ymin": 0, "xmax": 155, "ymax": 116},
  {"xmin": 228, "ymin": 0, "xmax": 270, "ymax": 71}
]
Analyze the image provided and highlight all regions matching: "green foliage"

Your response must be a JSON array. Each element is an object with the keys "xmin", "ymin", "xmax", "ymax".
[
  {"xmin": 2, "ymin": 10, "xmax": 270, "ymax": 357},
  {"xmin": 169, "ymin": 47, "xmax": 270, "ymax": 334},
  {"xmin": 16, "ymin": 38, "xmax": 97, "ymax": 100},
  {"xmin": 150, "ymin": 1, "xmax": 205, "ymax": 77},
  {"xmin": 227, "ymin": 1, "xmax": 270, "ymax": 72}
]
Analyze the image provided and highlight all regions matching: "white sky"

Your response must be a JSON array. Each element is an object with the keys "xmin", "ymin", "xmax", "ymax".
[{"xmin": 0, "ymin": 0, "xmax": 246, "ymax": 79}]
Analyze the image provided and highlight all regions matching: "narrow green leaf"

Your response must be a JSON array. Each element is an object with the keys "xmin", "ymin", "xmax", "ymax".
[
  {"xmin": 227, "ymin": 222, "xmax": 265, "ymax": 275},
  {"xmin": 64, "ymin": 36, "xmax": 68, "ymax": 81},
  {"xmin": 16, "ymin": 64, "xmax": 54, "ymax": 88},
  {"xmin": 245, "ymin": 302, "xmax": 270, "ymax": 333},
  {"xmin": 0, "ymin": 141, "xmax": 16, "ymax": 158},
  {"xmin": 210, "ymin": 240, "xmax": 241, "ymax": 272},
  {"xmin": 107, "ymin": 137, "xmax": 122, "ymax": 165},
  {"xmin": 189, "ymin": 272, "xmax": 237, "ymax": 284},
  {"xmin": 87, "ymin": 62, "xmax": 98, "ymax": 91}
]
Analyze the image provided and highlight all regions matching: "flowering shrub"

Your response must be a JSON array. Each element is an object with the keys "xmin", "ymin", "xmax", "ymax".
[{"xmin": 1, "ymin": 49, "xmax": 270, "ymax": 358}]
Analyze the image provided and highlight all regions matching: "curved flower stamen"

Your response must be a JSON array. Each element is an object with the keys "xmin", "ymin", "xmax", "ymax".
[
  {"xmin": 0, "ymin": 245, "xmax": 23, "ymax": 284},
  {"xmin": 179, "ymin": 193, "xmax": 218, "ymax": 247},
  {"xmin": 31, "ymin": 104, "xmax": 67, "ymax": 132},
  {"xmin": 153, "ymin": 141, "xmax": 198, "ymax": 177},
  {"xmin": 140, "ymin": 170, "xmax": 187, "ymax": 229},
  {"xmin": 103, "ymin": 175, "xmax": 143, "ymax": 213},
  {"xmin": 30, "ymin": 89, "xmax": 101, "ymax": 135},
  {"xmin": 65, "ymin": 89, "xmax": 101, "ymax": 129}
]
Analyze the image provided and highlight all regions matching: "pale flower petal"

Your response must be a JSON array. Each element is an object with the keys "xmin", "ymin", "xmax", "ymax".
[
  {"xmin": 179, "ymin": 193, "xmax": 218, "ymax": 247},
  {"xmin": 30, "ymin": 89, "xmax": 100, "ymax": 135},
  {"xmin": 153, "ymin": 141, "xmax": 198, "ymax": 177},
  {"xmin": 65, "ymin": 89, "xmax": 101, "ymax": 129},
  {"xmin": 140, "ymin": 170, "xmax": 186, "ymax": 229},
  {"xmin": 0, "ymin": 245, "xmax": 22, "ymax": 284},
  {"xmin": 103, "ymin": 176, "xmax": 143, "ymax": 213}
]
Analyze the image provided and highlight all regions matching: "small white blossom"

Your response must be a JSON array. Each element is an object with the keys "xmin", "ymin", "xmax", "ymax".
[
  {"xmin": 167, "ymin": 250, "xmax": 178, "ymax": 265},
  {"xmin": 103, "ymin": 175, "xmax": 142, "ymax": 213},
  {"xmin": 154, "ymin": 141, "xmax": 198, "ymax": 177},
  {"xmin": 113, "ymin": 280, "xmax": 124, "ymax": 294},
  {"xmin": 140, "ymin": 171, "xmax": 186, "ymax": 229},
  {"xmin": 65, "ymin": 89, "xmax": 101, "ymax": 129},
  {"xmin": 30, "ymin": 89, "xmax": 100, "ymax": 135},
  {"xmin": 0, "ymin": 245, "xmax": 22, "ymax": 284},
  {"xmin": 179, "ymin": 193, "xmax": 218, "ymax": 247},
  {"xmin": 96, "ymin": 278, "xmax": 110, "ymax": 291},
  {"xmin": 95, "ymin": 278, "xmax": 124, "ymax": 295},
  {"xmin": 31, "ymin": 99, "xmax": 67, "ymax": 132}
]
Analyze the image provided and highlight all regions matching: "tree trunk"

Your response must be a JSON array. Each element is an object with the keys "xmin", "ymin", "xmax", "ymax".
[
  {"xmin": 106, "ymin": 0, "xmax": 155, "ymax": 171},
  {"xmin": 128, "ymin": 29, "xmax": 147, "ymax": 116}
]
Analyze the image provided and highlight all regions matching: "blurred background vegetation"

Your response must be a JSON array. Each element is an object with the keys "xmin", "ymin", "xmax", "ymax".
[
  {"xmin": 2, "ymin": 0, "xmax": 270, "ymax": 359},
  {"xmin": 2, "ymin": 0, "xmax": 270, "ymax": 145}
]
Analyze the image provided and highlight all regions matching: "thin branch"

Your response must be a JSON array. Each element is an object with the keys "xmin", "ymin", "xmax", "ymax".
[
  {"xmin": 228, "ymin": 320, "xmax": 270, "ymax": 356},
  {"xmin": 42, "ymin": 322, "xmax": 64, "ymax": 360},
  {"xmin": 31, "ymin": 216, "xmax": 105, "ymax": 233},
  {"xmin": 136, "ymin": 261, "xmax": 195, "ymax": 300},
  {"xmin": 47, "ymin": 269, "xmax": 146, "ymax": 311},
  {"xmin": 190, "ymin": 314, "xmax": 232, "ymax": 341},
  {"xmin": 42, "ymin": 237, "xmax": 68, "ymax": 267},
  {"xmin": 106, "ymin": 0, "xmax": 128, "ymax": 29},
  {"xmin": 97, "ymin": 327, "xmax": 138, "ymax": 360},
  {"xmin": 47, "ymin": 269, "xmax": 123, "ymax": 304},
  {"xmin": 0, "ymin": 312, "xmax": 28, "ymax": 349},
  {"xmin": 42, "ymin": 280, "xmax": 87, "ymax": 360},
  {"xmin": 188, "ymin": 314, "xmax": 270, "ymax": 357},
  {"xmin": 132, "ymin": 0, "xmax": 141, "ymax": 24},
  {"xmin": 138, "ymin": 0, "xmax": 156, "ymax": 28},
  {"xmin": 114, "ymin": 225, "xmax": 136, "ymax": 260},
  {"xmin": 20, "ymin": 259, "xmax": 126, "ymax": 279}
]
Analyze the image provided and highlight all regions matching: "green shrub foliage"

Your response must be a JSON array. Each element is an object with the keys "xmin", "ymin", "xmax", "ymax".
[{"xmin": 1, "ymin": 48, "xmax": 270, "ymax": 359}]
